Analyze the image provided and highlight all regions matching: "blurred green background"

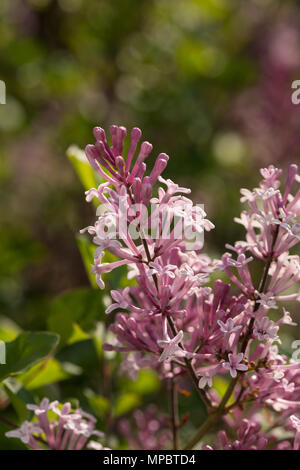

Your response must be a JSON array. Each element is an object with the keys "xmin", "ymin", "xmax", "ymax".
[
  {"xmin": 1, "ymin": 0, "xmax": 300, "ymax": 328},
  {"xmin": 0, "ymin": 0, "xmax": 300, "ymax": 448}
]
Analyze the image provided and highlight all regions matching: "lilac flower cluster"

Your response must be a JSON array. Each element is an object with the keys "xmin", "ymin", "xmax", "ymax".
[
  {"xmin": 119, "ymin": 405, "xmax": 170, "ymax": 450},
  {"xmin": 203, "ymin": 419, "xmax": 268, "ymax": 450},
  {"xmin": 5, "ymin": 398, "xmax": 107, "ymax": 450},
  {"xmin": 80, "ymin": 125, "xmax": 300, "ymax": 450}
]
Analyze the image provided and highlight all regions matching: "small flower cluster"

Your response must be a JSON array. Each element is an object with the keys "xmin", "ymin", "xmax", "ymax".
[
  {"xmin": 203, "ymin": 419, "xmax": 268, "ymax": 450},
  {"xmin": 81, "ymin": 125, "xmax": 300, "ymax": 450},
  {"xmin": 5, "ymin": 398, "xmax": 107, "ymax": 450},
  {"xmin": 119, "ymin": 405, "xmax": 170, "ymax": 450}
]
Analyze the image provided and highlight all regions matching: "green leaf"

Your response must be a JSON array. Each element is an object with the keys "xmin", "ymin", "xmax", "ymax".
[
  {"xmin": 0, "ymin": 316, "xmax": 22, "ymax": 342},
  {"xmin": 213, "ymin": 376, "xmax": 235, "ymax": 405},
  {"xmin": 3, "ymin": 378, "xmax": 35, "ymax": 423},
  {"xmin": 18, "ymin": 358, "xmax": 71, "ymax": 390},
  {"xmin": 76, "ymin": 236, "xmax": 98, "ymax": 288},
  {"xmin": 47, "ymin": 288, "xmax": 104, "ymax": 345},
  {"xmin": 113, "ymin": 392, "xmax": 141, "ymax": 417},
  {"xmin": 0, "ymin": 229, "xmax": 44, "ymax": 280},
  {"xmin": 66, "ymin": 145, "xmax": 98, "ymax": 192},
  {"xmin": 93, "ymin": 331, "xmax": 104, "ymax": 360},
  {"xmin": 56, "ymin": 339, "xmax": 99, "ymax": 370},
  {"xmin": 87, "ymin": 394, "xmax": 110, "ymax": 419},
  {"xmin": 68, "ymin": 323, "xmax": 89, "ymax": 345},
  {"xmin": 123, "ymin": 369, "xmax": 160, "ymax": 396},
  {"xmin": 0, "ymin": 332, "xmax": 59, "ymax": 382}
]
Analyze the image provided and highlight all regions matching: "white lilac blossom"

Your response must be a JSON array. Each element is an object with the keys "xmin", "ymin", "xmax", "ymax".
[{"xmin": 80, "ymin": 126, "xmax": 300, "ymax": 450}]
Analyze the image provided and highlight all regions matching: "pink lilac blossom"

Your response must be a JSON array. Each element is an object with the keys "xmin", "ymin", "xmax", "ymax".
[
  {"xmin": 6, "ymin": 398, "xmax": 106, "ymax": 450},
  {"xmin": 203, "ymin": 420, "xmax": 268, "ymax": 450},
  {"xmin": 81, "ymin": 125, "xmax": 300, "ymax": 450},
  {"xmin": 118, "ymin": 405, "xmax": 170, "ymax": 450}
]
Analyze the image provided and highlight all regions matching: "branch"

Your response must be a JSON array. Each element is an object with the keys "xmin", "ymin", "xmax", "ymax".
[
  {"xmin": 167, "ymin": 316, "xmax": 212, "ymax": 411},
  {"xmin": 169, "ymin": 374, "xmax": 180, "ymax": 450}
]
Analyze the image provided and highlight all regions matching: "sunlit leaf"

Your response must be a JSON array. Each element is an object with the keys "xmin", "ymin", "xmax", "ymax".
[
  {"xmin": 47, "ymin": 288, "xmax": 104, "ymax": 345},
  {"xmin": 122, "ymin": 369, "xmax": 160, "ymax": 396},
  {"xmin": 87, "ymin": 394, "xmax": 110, "ymax": 418},
  {"xmin": 113, "ymin": 392, "xmax": 141, "ymax": 417},
  {"xmin": 76, "ymin": 236, "xmax": 98, "ymax": 289},
  {"xmin": 0, "ymin": 316, "xmax": 22, "ymax": 342},
  {"xmin": 68, "ymin": 323, "xmax": 89, "ymax": 345},
  {"xmin": 0, "ymin": 332, "xmax": 59, "ymax": 382},
  {"xmin": 66, "ymin": 145, "xmax": 98, "ymax": 192},
  {"xmin": 18, "ymin": 358, "xmax": 71, "ymax": 390},
  {"xmin": 213, "ymin": 376, "xmax": 234, "ymax": 405}
]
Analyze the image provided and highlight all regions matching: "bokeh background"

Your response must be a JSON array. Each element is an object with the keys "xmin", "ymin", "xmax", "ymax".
[{"xmin": 1, "ymin": 0, "xmax": 300, "ymax": 449}]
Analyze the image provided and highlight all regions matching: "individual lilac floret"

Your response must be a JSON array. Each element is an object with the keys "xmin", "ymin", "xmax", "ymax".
[
  {"xmin": 223, "ymin": 353, "xmax": 248, "ymax": 378},
  {"xmin": 105, "ymin": 287, "xmax": 130, "ymax": 314},
  {"xmin": 253, "ymin": 316, "xmax": 279, "ymax": 342},
  {"xmin": 217, "ymin": 318, "xmax": 242, "ymax": 334},
  {"xmin": 5, "ymin": 422, "xmax": 43, "ymax": 449},
  {"xmin": 290, "ymin": 415, "xmax": 300, "ymax": 450},
  {"xmin": 157, "ymin": 329, "xmax": 186, "ymax": 363},
  {"xmin": 256, "ymin": 292, "xmax": 278, "ymax": 310},
  {"xmin": 198, "ymin": 371, "xmax": 214, "ymax": 389}
]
